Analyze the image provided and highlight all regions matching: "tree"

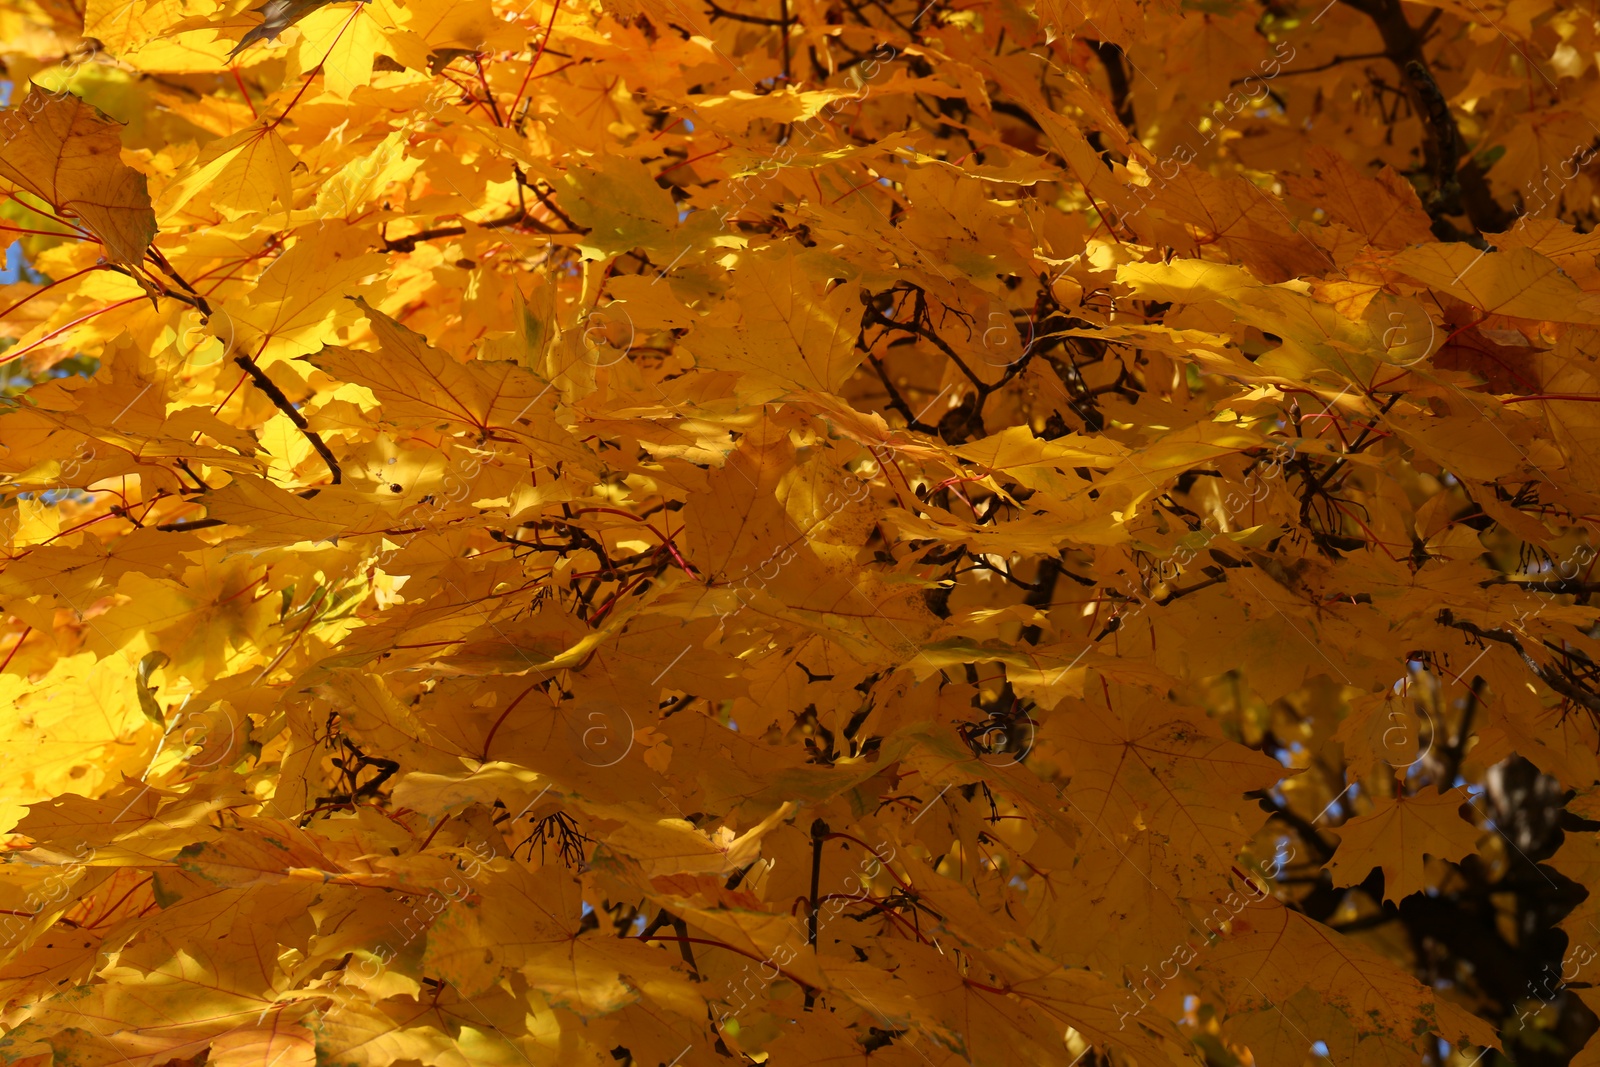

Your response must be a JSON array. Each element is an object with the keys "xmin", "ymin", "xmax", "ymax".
[{"xmin": 0, "ymin": 0, "xmax": 1597, "ymax": 1062}]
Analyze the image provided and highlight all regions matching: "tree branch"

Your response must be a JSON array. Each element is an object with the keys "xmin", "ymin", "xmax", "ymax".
[
  {"xmin": 1338, "ymin": 0, "xmax": 1511, "ymax": 237},
  {"xmin": 234, "ymin": 350, "xmax": 342, "ymax": 485},
  {"xmin": 1087, "ymin": 41, "xmax": 1135, "ymax": 138},
  {"xmin": 1436, "ymin": 609, "xmax": 1600, "ymax": 715}
]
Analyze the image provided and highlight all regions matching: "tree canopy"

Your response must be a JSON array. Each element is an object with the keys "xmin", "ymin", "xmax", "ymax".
[{"xmin": 0, "ymin": 0, "xmax": 1598, "ymax": 1063}]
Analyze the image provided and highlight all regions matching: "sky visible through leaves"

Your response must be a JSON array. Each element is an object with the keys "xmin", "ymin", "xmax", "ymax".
[{"xmin": 1, "ymin": 0, "xmax": 1600, "ymax": 1064}]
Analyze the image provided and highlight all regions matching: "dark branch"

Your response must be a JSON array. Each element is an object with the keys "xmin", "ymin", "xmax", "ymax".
[
  {"xmin": 1337, "ymin": 0, "xmax": 1512, "ymax": 237},
  {"xmin": 235, "ymin": 351, "xmax": 342, "ymax": 484}
]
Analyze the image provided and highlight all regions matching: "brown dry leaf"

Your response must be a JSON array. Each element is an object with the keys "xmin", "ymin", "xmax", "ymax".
[{"xmin": 0, "ymin": 86, "xmax": 157, "ymax": 266}]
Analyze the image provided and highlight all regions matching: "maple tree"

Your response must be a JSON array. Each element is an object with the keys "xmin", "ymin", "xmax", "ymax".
[{"xmin": 5, "ymin": 0, "xmax": 1600, "ymax": 1062}]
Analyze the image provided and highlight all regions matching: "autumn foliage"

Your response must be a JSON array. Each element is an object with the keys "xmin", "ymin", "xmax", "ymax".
[{"xmin": 4, "ymin": 0, "xmax": 1600, "ymax": 1063}]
